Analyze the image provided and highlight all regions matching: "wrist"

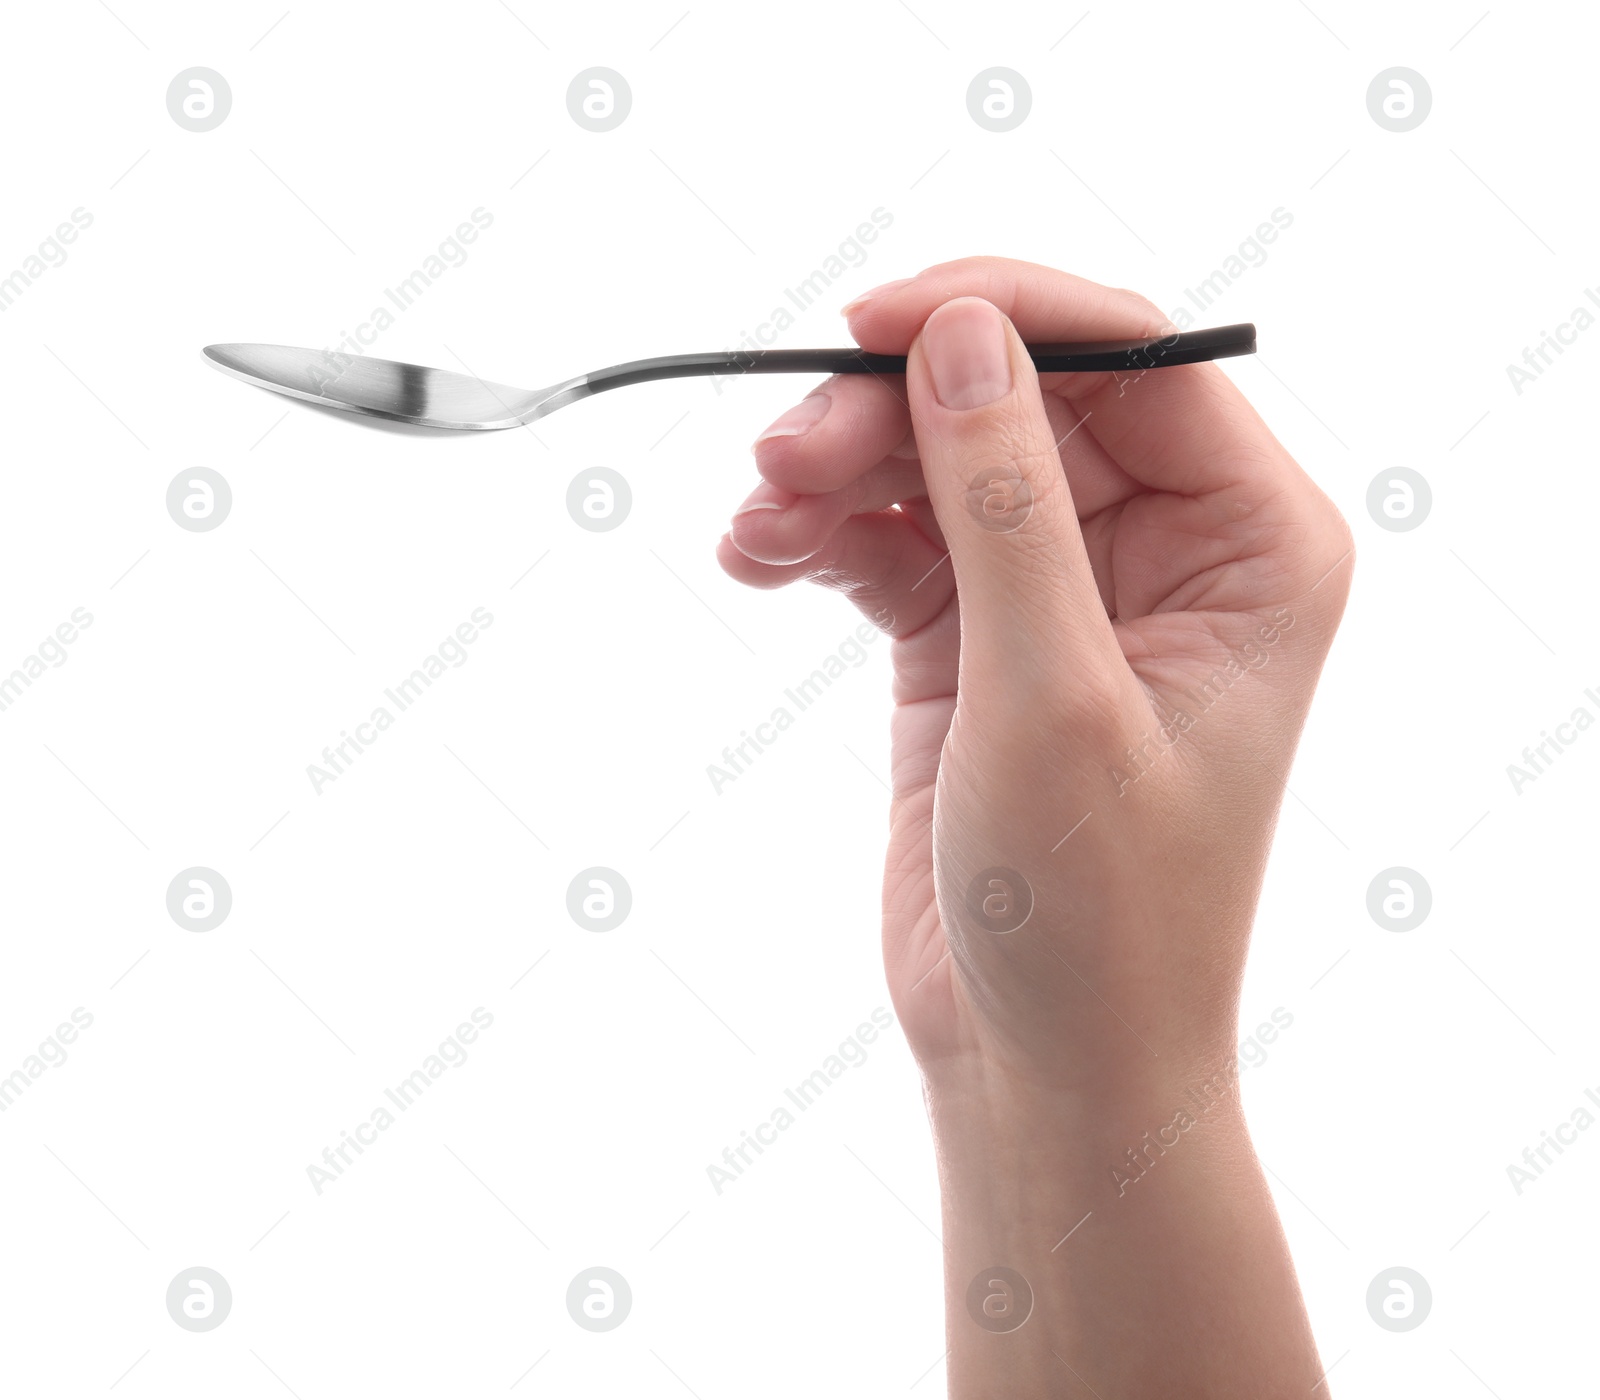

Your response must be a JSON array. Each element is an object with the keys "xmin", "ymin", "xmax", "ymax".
[
  {"xmin": 926, "ymin": 1046, "xmax": 1255, "ymax": 1233},
  {"xmin": 924, "ymin": 1053, "xmax": 1320, "ymax": 1399}
]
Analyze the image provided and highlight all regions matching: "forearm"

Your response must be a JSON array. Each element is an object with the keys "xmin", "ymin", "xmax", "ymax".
[{"xmin": 930, "ymin": 1061, "xmax": 1324, "ymax": 1398}]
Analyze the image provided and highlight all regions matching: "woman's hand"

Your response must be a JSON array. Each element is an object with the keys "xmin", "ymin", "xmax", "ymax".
[{"xmin": 718, "ymin": 258, "xmax": 1352, "ymax": 1396}]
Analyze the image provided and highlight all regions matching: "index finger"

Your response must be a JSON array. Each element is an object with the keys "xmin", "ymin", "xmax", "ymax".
[{"xmin": 844, "ymin": 256, "xmax": 1300, "ymax": 501}]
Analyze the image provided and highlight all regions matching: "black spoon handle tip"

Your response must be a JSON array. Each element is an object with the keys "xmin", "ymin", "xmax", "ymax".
[{"xmin": 853, "ymin": 322, "xmax": 1256, "ymax": 375}]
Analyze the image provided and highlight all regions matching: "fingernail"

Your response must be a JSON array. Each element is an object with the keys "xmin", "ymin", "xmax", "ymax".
[
  {"xmin": 733, "ymin": 480, "xmax": 798, "ymax": 518},
  {"xmin": 924, "ymin": 298, "xmax": 1012, "ymax": 410},
  {"xmin": 753, "ymin": 393, "xmax": 830, "ymax": 447},
  {"xmin": 840, "ymin": 277, "xmax": 914, "ymax": 316}
]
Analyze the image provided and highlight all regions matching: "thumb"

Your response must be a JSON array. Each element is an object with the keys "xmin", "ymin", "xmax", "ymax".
[{"xmin": 906, "ymin": 297, "xmax": 1129, "ymax": 714}]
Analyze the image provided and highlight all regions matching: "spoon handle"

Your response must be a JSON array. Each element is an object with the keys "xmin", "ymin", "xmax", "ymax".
[{"xmin": 584, "ymin": 323, "xmax": 1254, "ymax": 395}]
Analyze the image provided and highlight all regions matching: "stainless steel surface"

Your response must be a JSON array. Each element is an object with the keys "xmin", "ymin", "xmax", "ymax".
[{"xmin": 202, "ymin": 344, "xmax": 591, "ymax": 430}]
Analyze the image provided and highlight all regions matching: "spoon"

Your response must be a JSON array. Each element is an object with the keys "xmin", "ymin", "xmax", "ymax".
[{"xmin": 201, "ymin": 324, "xmax": 1255, "ymax": 431}]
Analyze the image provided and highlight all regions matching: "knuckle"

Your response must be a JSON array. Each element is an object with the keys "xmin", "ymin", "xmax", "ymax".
[
  {"xmin": 1304, "ymin": 490, "xmax": 1356, "ymax": 566},
  {"xmin": 1012, "ymin": 672, "xmax": 1132, "ymax": 765},
  {"xmin": 921, "ymin": 254, "xmax": 999, "ymax": 280},
  {"xmin": 958, "ymin": 424, "xmax": 1060, "ymax": 496},
  {"xmin": 1066, "ymin": 671, "xmax": 1131, "ymax": 731},
  {"xmin": 918, "ymin": 256, "xmax": 1011, "ymax": 309},
  {"xmin": 1111, "ymin": 286, "xmax": 1172, "ymax": 331},
  {"xmin": 1316, "ymin": 517, "xmax": 1357, "ymax": 599},
  {"xmin": 952, "ymin": 423, "xmax": 1071, "ymax": 547}
]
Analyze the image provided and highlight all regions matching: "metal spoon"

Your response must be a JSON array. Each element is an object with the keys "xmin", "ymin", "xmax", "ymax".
[{"xmin": 201, "ymin": 324, "xmax": 1255, "ymax": 432}]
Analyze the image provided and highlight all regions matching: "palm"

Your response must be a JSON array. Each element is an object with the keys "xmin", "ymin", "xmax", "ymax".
[{"xmin": 881, "ymin": 381, "xmax": 1311, "ymax": 1059}]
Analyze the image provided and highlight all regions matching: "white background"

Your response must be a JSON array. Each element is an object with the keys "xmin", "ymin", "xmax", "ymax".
[{"xmin": 1, "ymin": 1, "xmax": 1594, "ymax": 1394}]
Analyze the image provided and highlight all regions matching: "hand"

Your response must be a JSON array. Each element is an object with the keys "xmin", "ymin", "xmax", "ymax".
[{"xmin": 718, "ymin": 258, "xmax": 1352, "ymax": 1396}]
